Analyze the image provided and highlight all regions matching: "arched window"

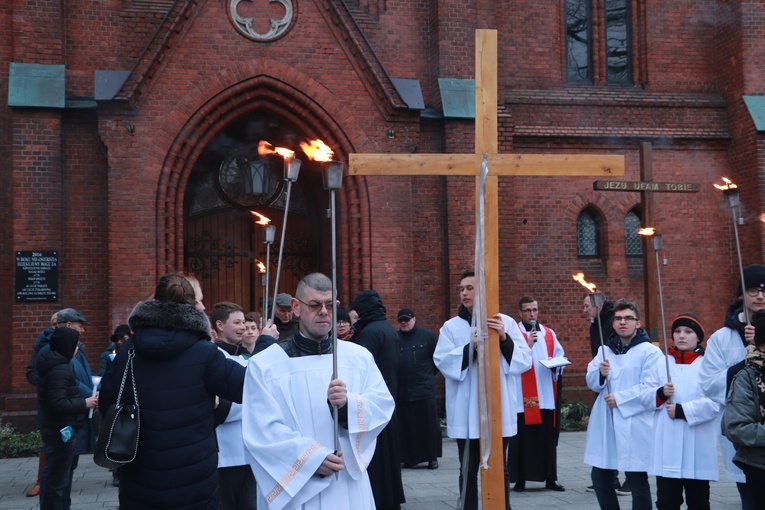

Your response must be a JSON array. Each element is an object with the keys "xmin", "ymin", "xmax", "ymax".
[
  {"xmin": 577, "ymin": 208, "xmax": 601, "ymax": 257},
  {"xmin": 624, "ymin": 209, "xmax": 642, "ymax": 257}
]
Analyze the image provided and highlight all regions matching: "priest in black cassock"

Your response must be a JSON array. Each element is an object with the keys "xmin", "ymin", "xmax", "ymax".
[{"xmin": 351, "ymin": 290, "xmax": 406, "ymax": 510}]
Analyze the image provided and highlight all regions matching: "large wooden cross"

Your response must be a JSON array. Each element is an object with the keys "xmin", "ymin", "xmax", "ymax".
[{"xmin": 349, "ymin": 30, "xmax": 624, "ymax": 508}]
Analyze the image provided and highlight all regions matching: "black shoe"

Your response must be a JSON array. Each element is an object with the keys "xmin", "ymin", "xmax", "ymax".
[
  {"xmin": 545, "ymin": 482, "xmax": 565, "ymax": 492},
  {"xmin": 513, "ymin": 481, "xmax": 525, "ymax": 492},
  {"xmin": 427, "ymin": 460, "xmax": 439, "ymax": 469},
  {"xmin": 586, "ymin": 485, "xmax": 595, "ymax": 492},
  {"xmin": 615, "ymin": 482, "xmax": 630, "ymax": 496},
  {"xmin": 402, "ymin": 463, "xmax": 416, "ymax": 469}
]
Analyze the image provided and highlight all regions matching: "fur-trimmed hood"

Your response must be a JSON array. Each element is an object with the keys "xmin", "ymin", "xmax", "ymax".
[{"xmin": 128, "ymin": 301, "xmax": 212, "ymax": 360}]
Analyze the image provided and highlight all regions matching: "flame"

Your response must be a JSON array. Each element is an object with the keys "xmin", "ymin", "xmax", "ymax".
[
  {"xmin": 258, "ymin": 140, "xmax": 294, "ymax": 159},
  {"xmin": 572, "ymin": 272, "xmax": 597, "ymax": 293},
  {"xmin": 255, "ymin": 260, "xmax": 266, "ymax": 273},
  {"xmin": 299, "ymin": 139, "xmax": 334, "ymax": 162},
  {"xmin": 760, "ymin": 213, "xmax": 765, "ymax": 223},
  {"xmin": 637, "ymin": 227, "xmax": 656, "ymax": 236},
  {"xmin": 714, "ymin": 177, "xmax": 738, "ymax": 191},
  {"xmin": 250, "ymin": 211, "xmax": 271, "ymax": 225}
]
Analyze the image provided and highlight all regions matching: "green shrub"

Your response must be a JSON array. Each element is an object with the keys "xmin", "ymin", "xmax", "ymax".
[
  {"xmin": 0, "ymin": 420, "xmax": 42, "ymax": 458},
  {"xmin": 560, "ymin": 401, "xmax": 590, "ymax": 431}
]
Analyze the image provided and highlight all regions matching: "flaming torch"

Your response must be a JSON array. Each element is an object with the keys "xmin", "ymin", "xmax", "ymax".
[
  {"xmin": 259, "ymin": 141, "xmax": 301, "ymax": 324},
  {"xmin": 250, "ymin": 212, "xmax": 274, "ymax": 317},
  {"xmin": 573, "ymin": 272, "xmax": 616, "ymax": 431},
  {"xmin": 638, "ymin": 227, "xmax": 671, "ymax": 383},
  {"xmin": 306, "ymin": 138, "xmax": 343, "ymax": 468},
  {"xmin": 715, "ymin": 177, "xmax": 750, "ymax": 324}
]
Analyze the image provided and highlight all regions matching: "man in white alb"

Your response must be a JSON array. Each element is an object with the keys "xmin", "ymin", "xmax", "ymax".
[{"xmin": 242, "ymin": 273, "xmax": 394, "ymax": 510}]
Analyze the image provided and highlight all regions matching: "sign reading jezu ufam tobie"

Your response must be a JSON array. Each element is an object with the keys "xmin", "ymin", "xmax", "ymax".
[{"xmin": 594, "ymin": 180, "xmax": 700, "ymax": 192}]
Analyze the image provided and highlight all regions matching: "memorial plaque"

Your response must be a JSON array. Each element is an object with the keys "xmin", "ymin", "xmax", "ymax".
[{"xmin": 16, "ymin": 251, "xmax": 59, "ymax": 302}]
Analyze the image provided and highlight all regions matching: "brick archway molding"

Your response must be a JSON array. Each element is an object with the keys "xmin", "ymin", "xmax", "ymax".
[{"xmin": 145, "ymin": 58, "xmax": 375, "ymax": 302}]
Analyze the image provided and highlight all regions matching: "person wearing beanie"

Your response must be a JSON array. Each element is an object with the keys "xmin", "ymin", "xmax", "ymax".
[
  {"xmin": 395, "ymin": 307, "xmax": 442, "ymax": 471},
  {"xmin": 699, "ymin": 264, "xmax": 765, "ymax": 509},
  {"xmin": 723, "ymin": 309, "xmax": 765, "ymax": 503},
  {"xmin": 641, "ymin": 313, "xmax": 720, "ymax": 510},
  {"xmin": 35, "ymin": 327, "xmax": 98, "ymax": 510},
  {"xmin": 336, "ymin": 308, "xmax": 354, "ymax": 341}
]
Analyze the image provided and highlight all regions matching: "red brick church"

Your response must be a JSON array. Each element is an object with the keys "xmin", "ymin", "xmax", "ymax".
[{"xmin": 2, "ymin": 0, "xmax": 763, "ymax": 429}]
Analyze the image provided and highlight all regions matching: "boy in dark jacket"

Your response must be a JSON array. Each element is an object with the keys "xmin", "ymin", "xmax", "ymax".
[{"xmin": 36, "ymin": 327, "xmax": 98, "ymax": 510}]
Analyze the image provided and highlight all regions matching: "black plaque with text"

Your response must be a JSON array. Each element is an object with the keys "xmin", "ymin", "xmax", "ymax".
[{"xmin": 16, "ymin": 251, "xmax": 59, "ymax": 302}]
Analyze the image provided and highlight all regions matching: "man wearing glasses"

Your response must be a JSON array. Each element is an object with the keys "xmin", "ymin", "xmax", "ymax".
[
  {"xmin": 699, "ymin": 264, "xmax": 763, "ymax": 510},
  {"xmin": 241, "ymin": 273, "xmax": 394, "ymax": 510},
  {"xmin": 583, "ymin": 299, "xmax": 662, "ymax": 510},
  {"xmin": 395, "ymin": 308, "xmax": 442, "ymax": 470}
]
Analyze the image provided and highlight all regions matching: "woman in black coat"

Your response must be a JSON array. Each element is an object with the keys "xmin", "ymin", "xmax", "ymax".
[
  {"xmin": 36, "ymin": 327, "xmax": 98, "ymax": 510},
  {"xmin": 98, "ymin": 274, "xmax": 246, "ymax": 510}
]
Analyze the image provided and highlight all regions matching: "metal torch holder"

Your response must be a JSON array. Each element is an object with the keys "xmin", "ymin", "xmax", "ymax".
[
  {"xmin": 263, "ymin": 224, "xmax": 276, "ymax": 320},
  {"xmin": 322, "ymin": 161, "xmax": 343, "ymax": 467},
  {"xmin": 270, "ymin": 157, "xmax": 301, "ymax": 324},
  {"xmin": 724, "ymin": 188, "xmax": 750, "ymax": 324}
]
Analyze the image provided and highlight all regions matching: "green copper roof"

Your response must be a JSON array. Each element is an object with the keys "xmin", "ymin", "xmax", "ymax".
[{"xmin": 8, "ymin": 63, "xmax": 65, "ymax": 108}]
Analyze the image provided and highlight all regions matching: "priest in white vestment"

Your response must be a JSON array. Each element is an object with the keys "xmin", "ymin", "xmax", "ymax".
[{"xmin": 242, "ymin": 273, "xmax": 394, "ymax": 510}]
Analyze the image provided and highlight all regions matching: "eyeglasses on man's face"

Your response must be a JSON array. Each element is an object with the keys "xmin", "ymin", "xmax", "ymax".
[
  {"xmin": 746, "ymin": 287, "xmax": 765, "ymax": 297},
  {"xmin": 295, "ymin": 298, "xmax": 333, "ymax": 313},
  {"xmin": 613, "ymin": 316, "xmax": 638, "ymax": 323}
]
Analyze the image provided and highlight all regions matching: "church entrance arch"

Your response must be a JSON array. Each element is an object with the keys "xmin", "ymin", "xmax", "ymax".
[{"xmin": 184, "ymin": 113, "xmax": 325, "ymax": 312}]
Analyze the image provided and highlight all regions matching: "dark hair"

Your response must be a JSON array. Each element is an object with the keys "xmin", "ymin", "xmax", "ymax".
[
  {"xmin": 295, "ymin": 273, "xmax": 331, "ymax": 300},
  {"xmin": 460, "ymin": 269, "xmax": 475, "ymax": 281},
  {"xmin": 518, "ymin": 296, "xmax": 536, "ymax": 309},
  {"xmin": 245, "ymin": 312, "xmax": 261, "ymax": 323},
  {"xmin": 154, "ymin": 274, "xmax": 196, "ymax": 306},
  {"xmin": 209, "ymin": 301, "xmax": 245, "ymax": 332},
  {"xmin": 613, "ymin": 298, "xmax": 640, "ymax": 320},
  {"xmin": 583, "ymin": 290, "xmax": 607, "ymax": 302}
]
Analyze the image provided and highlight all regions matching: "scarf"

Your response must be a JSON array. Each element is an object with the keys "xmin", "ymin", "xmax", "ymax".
[
  {"xmin": 744, "ymin": 345, "xmax": 765, "ymax": 422},
  {"xmin": 668, "ymin": 345, "xmax": 704, "ymax": 365}
]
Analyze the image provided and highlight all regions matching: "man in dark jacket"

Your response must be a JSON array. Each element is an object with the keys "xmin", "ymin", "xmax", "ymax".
[
  {"xmin": 351, "ymin": 290, "xmax": 406, "ymax": 510},
  {"xmin": 583, "ymin": 292, "xmax": 616, "ymax": 359},
  {"xmin": 395, "ymin": 308, "xmax": 441, "ymax": 470}
]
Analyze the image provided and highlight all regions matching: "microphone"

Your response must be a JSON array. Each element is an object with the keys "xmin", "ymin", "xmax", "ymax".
[{"xmin": 529, "ymin": 320, "xmax": 538, "ymax": 342}]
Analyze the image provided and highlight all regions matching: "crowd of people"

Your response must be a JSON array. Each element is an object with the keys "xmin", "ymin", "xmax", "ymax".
[{"xmin": 21, "ymin": 264, "xmax": 765, "ymax": 510}]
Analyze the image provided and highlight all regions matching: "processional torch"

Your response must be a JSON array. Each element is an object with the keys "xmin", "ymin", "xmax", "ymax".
[
  {"xmin": 258, "ymin": 141, "xmax": 301, "ymax": 325},
  {"xmin": 322, "ymin": 159, "xmax": 344, "ymax": 473},
  {"xmin": 715, "ymin": 178, "xmax": 750, "ymax": 324},
  {"xmin": 573, "ymin": 273, "xmax": 611, "ymax": 395},
  {"xmin": 263, "ymin": 225, "xmax": 276, "ymax": 318},
  {"xmin": 251, "ymin": 212, "xmax": 274, "ymax": 318},
  {"xmin": 638, "ymin": 228, "xmax": 671, "ymax": 383}
]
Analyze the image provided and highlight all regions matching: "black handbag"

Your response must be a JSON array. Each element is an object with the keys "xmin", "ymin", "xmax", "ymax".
[{"xmin": 94, "ymin": 348, "xmax": 140, "ymax": 469}]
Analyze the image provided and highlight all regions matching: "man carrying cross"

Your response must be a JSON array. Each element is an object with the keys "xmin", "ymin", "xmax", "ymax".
[{"xmin": 434, "ymin": 269, "xmax": 532, "ymax": 510}]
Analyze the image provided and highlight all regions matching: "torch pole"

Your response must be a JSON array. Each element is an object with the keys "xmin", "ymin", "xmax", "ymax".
[
  {"xmin": 270, "ymin": 158, "xmax": 301, "ymax": 325},
  {"xmin": 653, "ymin": 235, "xmax": 671, "ymax": 384},
  {"xmin": 323, "ymin": 161, "xmax": 344, "ymax": 480},
  {"xmin": 731, "ymin": 208, "xmax": 750, "ymax": 325},
  {"xmin": 589, "ymin": 292, "xmax": 611, "ymax": 395},
  {"xmin": 264, "ymin": 243, "xmax": 271, "ymax": 318}
]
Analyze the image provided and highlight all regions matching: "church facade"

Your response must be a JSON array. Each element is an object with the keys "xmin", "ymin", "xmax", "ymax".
[{"xmin": 2, "ymin": 0, "xmax": 763, "ymax": 429}]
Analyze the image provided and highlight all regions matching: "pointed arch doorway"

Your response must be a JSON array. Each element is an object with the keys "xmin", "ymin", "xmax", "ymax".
[{"xmin": 183, "ymin": 113, "xmax": 329, "ymax": 313}]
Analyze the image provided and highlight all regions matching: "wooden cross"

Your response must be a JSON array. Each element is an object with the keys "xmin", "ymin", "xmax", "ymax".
[
  {"xmin": 349, "ymin": 30, "xmax": 624, "ymax": 508},
  {"xmin": 593, "ymin": 141, "xmax": 699, "ymax": 341}
]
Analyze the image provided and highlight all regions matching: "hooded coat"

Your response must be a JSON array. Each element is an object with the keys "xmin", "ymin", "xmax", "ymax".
[
  {"xmin": 36, "ymin": 328, "xmax": 87, "ymax": 440},
  {"xmin": 351, "ymin": 290, "xmax": 406, "ymax": 509},
  {"xmin": 98, "ymin": 300, "xmax": 246, "ymax": 510}
]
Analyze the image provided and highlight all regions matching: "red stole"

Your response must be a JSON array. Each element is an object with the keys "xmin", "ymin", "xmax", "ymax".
[{"xmin": 520, "ymin": 325, "xmax": 556, "ymax": 426}]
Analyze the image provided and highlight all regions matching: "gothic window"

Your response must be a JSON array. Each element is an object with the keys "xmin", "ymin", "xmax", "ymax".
[
  {"xmin": 605, "ymin": 0, "xmax": 631, "ymax": 84},
  {"xmin": 565, "ymin": 0, "xmax": 633, "ymax": 85},
  {"xmin": 565, "ymin": 0, "xmax": 591, "ymax": 83},
  {"xmin": 624, "ymin": 209, "xmax": 642, "ymax": 257},
  {"xmin": 577, "ymin": 208, "xmax": 601, "ymax": 257}
]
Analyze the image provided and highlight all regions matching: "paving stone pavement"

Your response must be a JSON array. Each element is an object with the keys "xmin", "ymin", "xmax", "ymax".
[{"xmin": 0, "ymin": 431, "xmax": 741, "ymax": 509}]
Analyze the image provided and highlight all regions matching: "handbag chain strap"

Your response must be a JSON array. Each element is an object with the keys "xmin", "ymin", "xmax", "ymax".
[{"xmin": 115, "ymin": 349, "xmax": 137, "ymax": 407}]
